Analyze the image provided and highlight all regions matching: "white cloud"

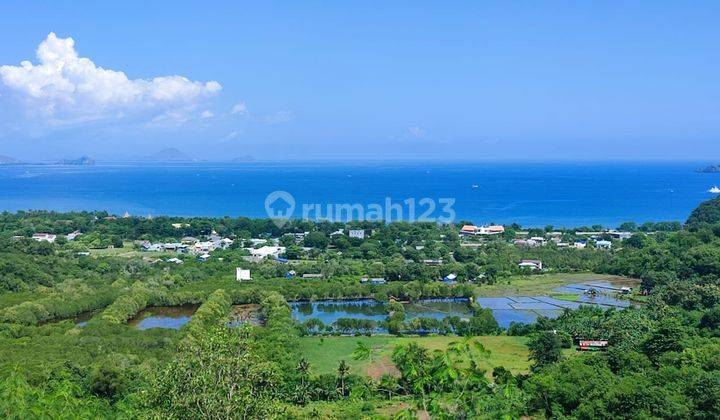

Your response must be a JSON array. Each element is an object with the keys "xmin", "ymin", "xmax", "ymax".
[
  {"xmin": 230, "ymin": 102, "xmax": 247, "ymax": 115},
  {"xmin": 406, "ymin": 126, "xmax": 426, "ymax": 138},
  {"xmin": 0, "ymin": 33, "xmax": 221, "ymax": 124},
  {"xmin": 260, "ymin": 110, "xmax": 294, "ymax": 125},
  {"xmin": 200, "ymin": 110, "xmax": 214, "ymax": 119}
]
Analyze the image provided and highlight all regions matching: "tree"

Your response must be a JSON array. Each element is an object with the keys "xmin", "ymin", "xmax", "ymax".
[
  {"xmin": 304, "ymin": 232, "xmax": 329, "ymax": 249},
  {"xmin": 392, "ymin": 342, "xmax": 433, "ymax": 411},
  {"xmin": 147, "ymin": 326, "xmax": 281, "ymax": 419},
  {"xmin": 89, "ymin": 363, "xmax": 127, "ymax": 400},
  {"xmin": 528, "ymin": 332, "xmax": 562, "ymax": 371},
  {"xmin": 111, "ymin": 236, "xmax": 124, "ymax": 248},
  {"xmin": 297, "ymin": 357, "xmax": 311, "ymax": 387},
  {"xmin": 686, "ymin": 197, "xmax": 720, "ymax": 228},
  {"xmin": 642, "ymin": 318, "xmax": 686, "ymax": 363},
  {"xmin": 336, "ymin": 360, "xmax": 350, "ymax": 396},
  {"xmin": 352, "ymin": 341, "xmax": 372, "ymax": 361},
  {"xmin": 618, "ymin": 221, "xmax": 638, "ymax": 232},
  {"xmin": 700, "ymin": 306, "xmax": 720, "ymax": 333}
]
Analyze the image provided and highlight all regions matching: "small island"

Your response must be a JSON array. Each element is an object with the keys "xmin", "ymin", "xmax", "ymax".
[
  {"xmin": 0, "ymin": 155, "xmax": 20, "ymax": 165},
  {"xmin": 695, "ymin": 165, "xmax": 720, "ymax": 173},
  {"xmin": 57, "ymin": 156, "xmax": 96, "ymax": 166}
]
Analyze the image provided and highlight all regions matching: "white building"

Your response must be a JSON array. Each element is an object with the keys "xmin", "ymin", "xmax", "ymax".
[
  {"xmin": 529, "ymin": 236, "xmax": 547, "ymax": 245},
  {"xmin": 349, "ymin": 229, "xmax": 365, "ymax": 239},
  {"xmin": 32, "ymin": 233, "xmax": 57, "ymax": 243},
  {"xmin": 249, "ymin": 246, "xmax": 286, "ymax": 259},
  {"xmin": 518, "ymin": 259, "xmax": 543, "ymax": 270},
  {"xmin": 193, "ymin": 241, "xmax": 216, "ymax": 253},
  {"xmin": 236, "ymin": 268, "xmax": 251, "ymax": 281},
  {"xmin": 66, "ymin": 230, "xmax": 82, "ymax": 241},
  {"xmin": 460, "ymin": 225, "xmax": 505, "ymax": 236},
  {"xmin": 142, "ymin": 243, "xmax": 163, "ymax": 252},
  {"xmin": 595, "ymin": 240, "xmax": 613, "ymax": 249},
  {"xmin": 609, "ymin": 231, "xmax": 633, "ymax": 240}
]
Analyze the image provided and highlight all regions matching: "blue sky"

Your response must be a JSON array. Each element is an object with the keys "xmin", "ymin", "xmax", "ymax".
[{"xmin": 0, "ymin": 1, "xmax": 718, "ymax": 161}]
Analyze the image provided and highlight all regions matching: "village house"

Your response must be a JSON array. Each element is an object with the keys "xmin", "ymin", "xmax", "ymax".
[
  {"xmin": 518, "ymin": 259, "xmax": 543, "ymax": 270},
  {"xmin": 608, "ymin": 230, "xmax": 633, "ymax": 240},
  {"xmin": 529, "ymin": 236, "xmax": 547, "ymax": 245},
  {"xmin": 595, "ymin": 240, "xmax": 612, "ymax": 249},
  {"xmin": 249, "ymin": 246, "xmax": 286, "ymax": 259},
  {"xmin": 443, "ymin": 273, "xmax": 458, "ymax": 283},
  {"xmin": 460, "ymin": 224, "xmax": 505, "ymax": 236},
  {"xmin": 578, "ymin": 340, "xmax": 608, "ymax": 351},
  {"xmin": 236, "ymin": 268, "xmax": 251, "ymax": 281},
  {"xmin": 249, "ymin": 238, "xmax": 270, "ymax": 246},
  {"xmin": 166, "ymin": 257, "xmax": 184, "ymax": 264},
  {"xmin": 360, "ymin": 277, "xmax": 386, "ymax": 284},
  {"xmin": 66, "ymin": 230, "xmax": 82, "ymax": 241},
  {"xmin": 32, "ymin": 233, "xmax": 57, "ymax": 243},
  {"xmin": 289, "ymin": 232, "xmax": 309, "ymax": 242},
  {"xmin": 197, "ymin": 253, "xmax": 211, "ymax": 262},
  {"xmin": 348, "ymin": 229, "xmax": 365, "ymax": 239},
  {"xmin": 573, "ymin": 240, "xmax": 587, "ymax": 249},
  {"xmin": 141, "ymin": 243, "xmax": 163, "ymax": 252},
  {"xmin": 302, "ymin": 273, "xmax": 324, "ymax": 279},
  {"xmin": 193, "ymin": 241, "xmax": 216, "ymax": 253}
]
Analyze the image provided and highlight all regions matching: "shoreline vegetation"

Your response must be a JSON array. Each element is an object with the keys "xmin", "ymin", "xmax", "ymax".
[{"xmin": 0, "ymin": 199, "xmax": 719, "ymax": 418}]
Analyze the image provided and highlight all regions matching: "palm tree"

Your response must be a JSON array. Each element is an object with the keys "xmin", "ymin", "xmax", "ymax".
[
  {"xmin": 336, "ymin": 360, "xmax": 350, "ymax": 396},
  {"xmin": 351, "ymin": 341, "xmax": 371, "ymax": 361},
  {"xmin": 296, "ymin": 358, "xmax": 310, "ymax": 387}
]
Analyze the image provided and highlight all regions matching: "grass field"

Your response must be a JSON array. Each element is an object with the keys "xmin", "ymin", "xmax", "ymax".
[
  {"xmin": 300, "ymin": 335, "xmax": 532, "ymax": 379},
  {"xmin": 89, "ymin": 243, "xmax": 177, "ymax": 259},
  {"xmin": 473, "ymin": 272, "xmax": 638, "ymax": 297}
]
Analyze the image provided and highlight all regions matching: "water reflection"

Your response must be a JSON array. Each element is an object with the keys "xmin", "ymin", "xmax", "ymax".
[
  {"xmin": 290, "ymin": 298, "xmax": 473, "ymax": 327},
  {"xmin": 128, "ymin": 305, "xmax": 199, "ymax": 330},
  {"xmin": 476, "ymin": 281, "xmax": 636, "ymax": 328},
  {"xmin": 289, "ymin": 281, "xmax": 638, "ymax": 330},
  {"xmin": 228, "ymin": 304, "xmax": 261, "ymax": 327}
]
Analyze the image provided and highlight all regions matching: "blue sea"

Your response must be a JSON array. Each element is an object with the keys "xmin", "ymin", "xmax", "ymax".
[{"xmin": 0, "ymin": 161, "xmax": 717, "ymax": 227}]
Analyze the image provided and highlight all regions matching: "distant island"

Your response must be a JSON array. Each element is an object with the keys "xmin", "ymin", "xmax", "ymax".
[
  {"xmin": 232, "ymin": 155, "xmax": 255, "ymax": 162},
  {"xmin": 57, "ymin": 156, "xmax": 96, "ymax": 166},
  {"xmin": 0, "ymin": 155, "xmax": 20, "ymax": 165},
  {"xmin": 695, "ymin": 165, "xmax": 720, "ymax": 173},
  {"xmin": 143, "ymin": 148, "xmax": 194, "ymax": 162}
]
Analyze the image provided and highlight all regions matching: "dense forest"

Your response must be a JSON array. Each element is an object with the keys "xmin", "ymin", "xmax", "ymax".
[{"xmin": 0, "ymin": 199, "xmax": 719, "ymax": 418}]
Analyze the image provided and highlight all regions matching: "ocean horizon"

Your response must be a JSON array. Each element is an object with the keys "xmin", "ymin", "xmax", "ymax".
[{"xmin": 1, "ymin": 160, "xmax": 718, "ymax": 227}]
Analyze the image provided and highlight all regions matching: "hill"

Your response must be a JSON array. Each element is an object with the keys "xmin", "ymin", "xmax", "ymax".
[
  {"xmin": 686, "ymin": 196, "xmax": 720, "ymax": 227},
  {"xmin": 696, "ymin": 165, "xmax": 720, "ymax": 173},
  {"xmin": 146, "ymin": 148, "xmax": 192, "ymax": 161},
  {"xmin": 57, "ymin": 156, "xmax": 95, "ymax": 166},
  {"xmin": 0, "ymin": 155, "xmax": 20, "ymax": 164},
  {"xmin": 232, "ymin": 155, "xmax": 255, "ymax": 162}
]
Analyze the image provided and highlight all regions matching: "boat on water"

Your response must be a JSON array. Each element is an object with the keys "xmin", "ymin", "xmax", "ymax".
[
  {"xmin": 708, "ymin": 186, "xmax": 720, "ymax": 194},
  {"xmin": 471, "ymin": 184, "xmax": 479, "ymax": 188}
]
